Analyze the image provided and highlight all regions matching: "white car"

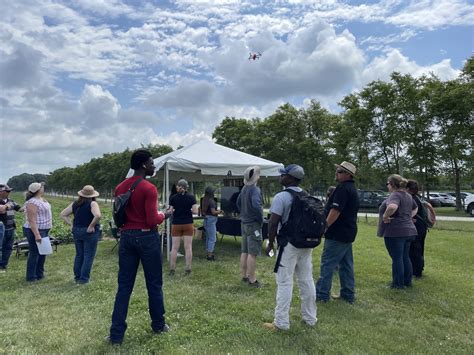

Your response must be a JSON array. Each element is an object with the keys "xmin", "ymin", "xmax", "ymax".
[
  {"xmin": 447, "ymin": 192, "xmax": 474, "ymax": 209},
  {"xmin": 464, "ymin": 194, "xmax": 474, "ymax": 216},
  {"xmin": 428, "ymin": 192, "xmax": 456, "ymax": 207}
]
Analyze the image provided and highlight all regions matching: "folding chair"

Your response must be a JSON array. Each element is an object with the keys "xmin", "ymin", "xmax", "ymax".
[{"xmin": 109, "ymin": 220, "xmax": 120, "ymax": 251}]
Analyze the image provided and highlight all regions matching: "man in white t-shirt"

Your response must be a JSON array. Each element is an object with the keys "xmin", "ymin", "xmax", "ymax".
[{"xmin": 263, "ymin": 164, "xmax": 317, "ymax": 331}]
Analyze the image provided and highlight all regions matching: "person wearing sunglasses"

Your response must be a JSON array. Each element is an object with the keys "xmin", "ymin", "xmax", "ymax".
[{"xmin": 316, "ymin": 161, "xmax": 359, "ymax": 304}]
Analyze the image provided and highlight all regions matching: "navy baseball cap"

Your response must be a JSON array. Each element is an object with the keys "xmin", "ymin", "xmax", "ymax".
[{"xmin": 278, "ymin": 164, "xmax": 304, "ymax": 180}]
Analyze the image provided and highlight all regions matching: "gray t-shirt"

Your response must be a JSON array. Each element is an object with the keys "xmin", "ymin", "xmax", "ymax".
[
  {"xmin": 269, "ymin": 186, "xmax": 303, "ymax": 232},
  {"xmin": 381, "ymin": 190, "xmax": 417, "ymax": 238}
]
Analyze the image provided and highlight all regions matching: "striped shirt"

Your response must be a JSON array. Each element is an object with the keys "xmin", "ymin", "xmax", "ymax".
[{"xmin": 23, "ymin": 198, "xmax": 53, "ymax": 230}]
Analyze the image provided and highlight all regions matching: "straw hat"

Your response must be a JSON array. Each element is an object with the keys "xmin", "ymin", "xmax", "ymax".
[
  {"xmin": 78, "ymin": 185, "xmax": 100, "ymax": 198},
  {"xmin": 335, "ymin": 161, "xmax": 357, "ymax": 177}
]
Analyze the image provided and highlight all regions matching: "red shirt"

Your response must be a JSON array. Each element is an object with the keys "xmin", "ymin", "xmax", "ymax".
[{"xmin": 115, "ymin": 176, "xmax": 165, "ymax": 230}]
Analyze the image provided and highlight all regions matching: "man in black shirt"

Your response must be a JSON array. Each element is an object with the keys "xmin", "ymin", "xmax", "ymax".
[{"xmin": 316, "ymin": 162, "xmax": 359, "ymax": 304}]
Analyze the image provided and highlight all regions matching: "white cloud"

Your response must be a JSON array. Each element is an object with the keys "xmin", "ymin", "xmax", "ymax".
[
  {"xmin": 0, "ymin": 0, "xmax": 468, "ymax": 183},
  {"xmin": 79, "ymin": 84, "xmax": 121, "ymax": 129},
  {"xmin": 359, "ymin": 49, "xmax": 460, "ymax": 85}
]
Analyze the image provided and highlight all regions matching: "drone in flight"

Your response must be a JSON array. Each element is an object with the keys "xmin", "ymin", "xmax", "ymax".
[{"xmin": 248, "ymin": 52, "xmax": 262, "ymax": 61}]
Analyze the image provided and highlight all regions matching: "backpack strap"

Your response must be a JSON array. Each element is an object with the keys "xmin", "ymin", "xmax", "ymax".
[
  {"xmin": 273, "ymin": 244, "xmax": 285, "ymax": 273},
  {"xmin": 129, "ymin": 178, "xmax": 144, "ymax": 192}
]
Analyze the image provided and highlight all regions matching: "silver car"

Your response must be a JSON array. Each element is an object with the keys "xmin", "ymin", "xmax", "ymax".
[{"xmin": 429, "ymin": 192, "xmax": 456, "ymax": 207}]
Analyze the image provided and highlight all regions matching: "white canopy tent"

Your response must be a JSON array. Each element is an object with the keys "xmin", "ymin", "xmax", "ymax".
[{"xmin": 126, "ymin": 140, "xmax": 284, "ymax": 259}]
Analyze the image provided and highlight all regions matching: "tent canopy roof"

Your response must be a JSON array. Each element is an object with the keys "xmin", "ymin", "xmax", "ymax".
[{"xmin": 127, "ymin": 140, "xmax": 283, "ymax": 181}]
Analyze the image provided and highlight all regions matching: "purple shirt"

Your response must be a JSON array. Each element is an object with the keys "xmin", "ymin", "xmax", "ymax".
[{"xmin": 379, "ymin": 191, "xmax": 417, "ymax": 238}]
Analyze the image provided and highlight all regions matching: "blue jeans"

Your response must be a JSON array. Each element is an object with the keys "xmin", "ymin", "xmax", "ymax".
[
  {"xmin": 24, "ymin": 227, "xmax": 50, "ymax": 281},
  {"xmin": 384, "ymin": 236, "xmax": 415, "ymax": 288},
  {"xmin": 204, "ymin": 216, "xmax": 217, "ymax": 253},
  {"xmin": 73, "ymin": 226, "xmax": 99, "ymax": 283},
  {"xmin": 0, "ymin": 228, "xmax": 15, "ymax": 269},
  {"xmin": 110, "ymin": 230, "xmax": 166, "ymax": 343},
  {"xmin": 316, "ymin": 238, "xmax": 355, "ymax": 302}
]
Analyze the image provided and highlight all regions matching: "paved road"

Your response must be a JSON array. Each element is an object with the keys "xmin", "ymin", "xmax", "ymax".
[{"xmin": 358, "ymin": 212, "xmax": 473, "ymax": 222}]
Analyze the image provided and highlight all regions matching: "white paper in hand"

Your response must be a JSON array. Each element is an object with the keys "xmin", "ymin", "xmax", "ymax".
[{"xmin": 36, "ymin": 237, "xmax": 53, "ymax": 255}]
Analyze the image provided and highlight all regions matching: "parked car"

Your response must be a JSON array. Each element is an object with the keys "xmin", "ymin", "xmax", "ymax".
[
  {"xmin": 428, "ymin": 192, "xmax": 456, "ymax": 207},
  {"xmin": 427, "ymin": 197, "xmax": 442, "ymax": 207},
  {"xmin": 464, "ymin": 194, "xmax": 474, "ymax": 216},
  {"xmin": 446, "ymin": 192, "xmax": 474, "ymax": 208},
  {"xmin": 447, "ymin": 192, "xmax": 470, "ymax": 199},
  {"xmin": 358, "ymin": 190, "xmax": 385, "ymax": 209}
]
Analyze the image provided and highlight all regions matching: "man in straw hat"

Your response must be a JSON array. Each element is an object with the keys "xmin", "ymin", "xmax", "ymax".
[
  {"xmin": 236, "ymin": 166, "xmax": 264, "ymax": 288},
  {"xmin": 316, "ymin": 161, "xmax": 359, "ymax": 304}
]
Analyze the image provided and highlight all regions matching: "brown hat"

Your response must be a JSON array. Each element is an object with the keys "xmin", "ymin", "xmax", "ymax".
[
  {"xmin": 78, "ymin": 185, "xmax": 99, "ymax": 198},
  {"xmin": 0, "ymin": 184, "xmax": 13, "ymax": 192},
  {"xmin": 335, "ymin": 161, "xmax": 356, "ymax": 177}
]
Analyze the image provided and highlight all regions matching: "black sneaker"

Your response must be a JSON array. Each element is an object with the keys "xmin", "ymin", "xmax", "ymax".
[
  {"xmin": 153, "ymin": 324, "xmax": 170, "ymax": 334},
  {"xmin": 169, "ymin": 270, "xmax": 175, "ymax": 276},
  {"xmin": 248, "ymin": 280, "xmax": 261, "ymax": 288},
  {"xmin": 206, "ymin": 255, "xmax": 216, "ymax": 261},
  {"xmin": 184, "ymin": 269, "xmax": 192, "ymax": 276}
]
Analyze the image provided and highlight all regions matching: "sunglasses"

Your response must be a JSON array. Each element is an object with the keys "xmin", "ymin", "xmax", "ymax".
[
  {"xmin": 386, "ymin": 182, "xmax": 391, "ymax": 186},
  {"xmin": 336, "ymin": 169, "xmax": 346, "ymax": 174}
]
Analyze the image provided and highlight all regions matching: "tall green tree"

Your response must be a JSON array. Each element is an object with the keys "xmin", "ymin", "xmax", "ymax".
[{"xmin": 429, "ymin": 58, "xmax": 474, "ymax": 209}]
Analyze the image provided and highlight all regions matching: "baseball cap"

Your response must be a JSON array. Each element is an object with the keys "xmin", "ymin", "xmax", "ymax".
[
  {"xmin": 0, "ymin": 184, "xmax": 13, "ymax": 192},
  {"xmin": 278, "ymin": 164, "xmax": 304, "ymax": 180},
  {"xmin": 28, "ymin": 182, "xmax": 44, "ymax": 194}
]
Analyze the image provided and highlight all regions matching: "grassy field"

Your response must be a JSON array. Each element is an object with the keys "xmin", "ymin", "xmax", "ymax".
[{"xmin": 0, "ymin": 213, "xmax": 473, "ymax": 353}]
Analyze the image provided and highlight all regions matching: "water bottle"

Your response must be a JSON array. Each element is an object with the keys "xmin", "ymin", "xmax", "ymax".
[{"xmin": 266, "ymin": 240, "xmax": 274, "ymax": 257}]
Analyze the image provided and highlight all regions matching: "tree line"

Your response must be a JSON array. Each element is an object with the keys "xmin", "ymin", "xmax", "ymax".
[
  {"xmin": 213, "ymin": 58, "xmax": 473, "ymax": 209},
  {"xmin": 7, "ymin": 57, "xmax": 473, "ymax": 209}
]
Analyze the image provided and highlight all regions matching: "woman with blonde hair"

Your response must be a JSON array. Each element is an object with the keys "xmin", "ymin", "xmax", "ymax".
[
  {"xmin": 23, "ymin": 182, "xmax": 52, "ymax": 282},
  {"xmin": 60, "ymin": 185, "xmax": 101, "ymax": 284},
  {"xmin": 378, "ymin": 174, "xmax": 418, "ymax": 289}
]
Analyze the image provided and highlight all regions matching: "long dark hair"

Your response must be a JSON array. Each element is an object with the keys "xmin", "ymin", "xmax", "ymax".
[
  {"xmin": 202, "ymin": 190, "xmax": 214, "ymax": 215},
  {"xmin": 406, "ymin": 179, "xmax": 419, "ymax": 196},
  {"xmin": 25, "ymin": 191, "xmax": 40, "ymax": 201}
]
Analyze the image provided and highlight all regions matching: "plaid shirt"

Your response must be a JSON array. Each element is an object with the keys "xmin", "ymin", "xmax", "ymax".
[{"xmin": 23, "ymin": 198, "xmax": 52, "ymax": 230}]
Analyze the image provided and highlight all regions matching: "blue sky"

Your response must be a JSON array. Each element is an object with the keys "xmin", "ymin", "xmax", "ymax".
[{"xmin": 0, "ymin": 0, "xmax": 473, "ymax": 183}]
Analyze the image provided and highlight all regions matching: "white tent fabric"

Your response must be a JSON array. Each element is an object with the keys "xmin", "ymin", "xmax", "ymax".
[
  {"xmin": 125, "ymin": 140, "xmax": 283, "ymax": 260},
  {"xmin": 126, "ymin": 140, "xmax": 283, "ymax": 179}
]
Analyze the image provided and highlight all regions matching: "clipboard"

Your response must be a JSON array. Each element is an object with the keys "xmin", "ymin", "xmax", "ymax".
[{"xmin": 36, "ymin": 236, "xmax": 53, "ymax": 255}]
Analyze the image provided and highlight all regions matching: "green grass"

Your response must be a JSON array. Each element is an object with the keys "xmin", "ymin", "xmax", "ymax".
[
  {"xmin": 433, "ymin": 206, "xmax": 471, "ymax": 217},
  {"xmin": 0, "ymin": 220, "xmax": 473, "ymax": 353}
]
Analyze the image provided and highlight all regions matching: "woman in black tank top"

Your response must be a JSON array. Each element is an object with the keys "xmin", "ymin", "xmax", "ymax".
[{"xmin": 60, "ymin": 185, "xmax": 101, "ymax": 284}]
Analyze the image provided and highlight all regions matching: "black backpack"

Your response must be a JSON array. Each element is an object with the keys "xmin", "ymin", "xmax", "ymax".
[
  {"xmin": 278, "ymin": 189, "xmax": 326, "ymax": 249},
  {"xmin": 113, "ymin": 178, "xmax": 143, "ymax": 228}
]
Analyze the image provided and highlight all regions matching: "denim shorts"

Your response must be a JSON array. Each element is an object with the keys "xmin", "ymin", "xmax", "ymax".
[{"xmin": 241, "ymin": 222, "xmax": 263, "ymax": 256}]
